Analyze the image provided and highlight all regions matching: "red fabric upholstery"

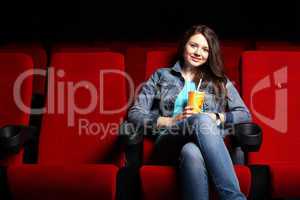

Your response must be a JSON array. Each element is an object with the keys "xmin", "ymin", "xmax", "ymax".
[
  {"xmin": 255, "ymin": 41, "xmax": 300, "ymax": 51},
  {"xmin": 270, "ymin": 164, "xmax": 300, "ymax": 197},
  {"xmin": 125, "ymin": 46, "xmax": 177, "ymax": 89},
  {"xmin": 125, "ymin": 47, "xmax": 147, "ymax": 90},
  {"xmin": 6, "ymin": 52, "xmax": 126, "ymax": 199},
  {"xmin": 7, "ymin": 164, "xmax": 117, "ymax": 200},
  {"xmin": 0, "ymin": 53, "xmax": 33, "ymax": 126},
  {"xmin": 221, "ymin": 46, "xmax": 244, "ymax": 91},
  {"xmin": 0, "ymin": 53, "xmax": 33, "ymax": 166},
  {"xmin": 140, "ymin": 165, "xmax": 251, "ymax": 200},
  {"xmin": 38, "ymin": 52, "xmax": 127, "ymax": 164},
  {"xmin": 145, "ymin": 49, "xmax": 177, "ymax": 79},
  {"xmin": 140, "ymin": 42, "xmax": 253, "ymax": 200},
  {"xmin": 140, "ymin": 166, "xmax": 180, "ymax": 200},
  {"xmin": 220, "ymin": 40, "xmax": 253, "ymax": 92},
  {"xmin": 143, "ymin": 138, "xmax": 155, "ymax": 164},
  {"xmin": 1, "ymin": 43, "xmax": 47, "ymax": 95},
  {"xmin": 242, "ymin": 51, "xmax": 300, "ymax": 198},
  {"xmin": 51, "ymin": 43, "xmax": 110, "ymax": 53}
]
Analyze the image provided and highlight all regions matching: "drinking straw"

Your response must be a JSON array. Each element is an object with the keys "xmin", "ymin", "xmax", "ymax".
[{"xmin": 197, "ymin": 78, "xmax": 202, "ymax": 91}]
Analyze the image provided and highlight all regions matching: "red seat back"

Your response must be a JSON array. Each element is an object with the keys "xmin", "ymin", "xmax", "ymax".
[
  {"xmin": 255, "ymin": 41, "xmax": 300, "ymax": 51},
  {"xmin": 0, "ymin": 53, "xmax": 33, "ymax": 126},
  {"xmin": 0, "ymin": 43, "xmax": 47, "ymax": 95},
  {"xmin": 38, "ymin": 52, "xmax": 127, "ymax": 164},
  {"xmin": 220, "ymin": 40, "xmax": 253, "ymax": 92},
  {"xmin": 145, "ymin": 49, "xmax": 177, "ymax": 79},
  {"xmin": 242, "ymin": 51, "xmax": 299, "ymax": 165}
]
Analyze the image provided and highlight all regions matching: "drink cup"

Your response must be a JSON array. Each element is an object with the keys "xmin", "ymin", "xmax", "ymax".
[{"xmin": 188, "ymin": 91, "xmax": 205, "ymax": 113}]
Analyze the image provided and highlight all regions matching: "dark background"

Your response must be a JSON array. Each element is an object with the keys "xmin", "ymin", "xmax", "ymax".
[{"xmin": 0, "ymin": 1, "xmax": 299, "ymax": 43}]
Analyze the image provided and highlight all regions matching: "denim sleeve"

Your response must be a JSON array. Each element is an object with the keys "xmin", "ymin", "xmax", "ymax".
[
  {"xmin": 127, "ymin": 70, "xmax": 161, "ymax": 128},
  {"xmin": 225, "ymin": 79, "xmax": 252, "ymax": 124}
]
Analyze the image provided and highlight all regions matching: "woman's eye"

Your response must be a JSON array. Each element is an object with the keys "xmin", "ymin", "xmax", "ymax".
[
  {"xmin": 203, "ymin": 48, "xmax": 209, "ymax": 52},
  {"xmin": 190, "ymin": 43, "xmax": 197, "ymax": 48}
]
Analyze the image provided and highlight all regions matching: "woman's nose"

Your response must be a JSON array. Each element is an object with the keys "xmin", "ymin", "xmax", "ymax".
[{"xmin": 194, "ymin": 48, "xmax": 202, "ymax": 56}]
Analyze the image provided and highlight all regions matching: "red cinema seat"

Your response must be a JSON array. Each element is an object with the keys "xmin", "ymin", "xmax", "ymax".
[
  {"xmin": 0, "ymin": 53, "xmax": 34, "ymax": 166},
  {"xmin": 6, "ymin": 52, "xmax": 128, "ymax": 200},
  {"xmin": 242, "ymin": 51, "xmax": 300, "ymax": 198},
  {"xmin": 139, "ymin": 45, "xmax": 266, "ymax": 200},
  {"xmin": 142, "ymin": 43, "xmax": 250, "ymax": 164}
]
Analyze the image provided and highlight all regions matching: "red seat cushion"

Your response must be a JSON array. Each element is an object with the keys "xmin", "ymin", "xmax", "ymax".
[
  {"xmin": 140, "ymin": 166, "xmax": 180, "ymax": 200},
  {"xmin": 7, "ymin": 164, "xmax": 118, "ymax": 200},
  {"xmin": 140, "ymin": 165, "xmax": 251, "ymax": 200}
]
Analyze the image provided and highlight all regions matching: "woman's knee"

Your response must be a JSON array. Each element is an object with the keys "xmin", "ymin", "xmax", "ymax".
[
  {"xmin": 187, "ymin": 113, "xmax": 222, "ymax": 139},
  {"xmin": 187, "ymin": 113, "xmax": 214, "ymax": 128},
  {"xmin": 180, "ymin": 143, "xmax": 206, "ymax": 167}
]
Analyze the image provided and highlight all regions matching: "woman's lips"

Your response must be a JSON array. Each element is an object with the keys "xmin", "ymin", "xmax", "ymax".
[{"xmin": 191, "ymin": 56, "xmax": 201, "ymax": 62}]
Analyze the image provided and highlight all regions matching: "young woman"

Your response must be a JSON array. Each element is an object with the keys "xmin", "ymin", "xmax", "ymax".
[{"xmin": 127, "ymin": 24, "xmax": 251, "ymax": 200}]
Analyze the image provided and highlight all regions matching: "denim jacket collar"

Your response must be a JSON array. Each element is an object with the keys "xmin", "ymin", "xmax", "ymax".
[{"xmin": 171, "ymin": 61, "xmax": 182, "ymax": 75}]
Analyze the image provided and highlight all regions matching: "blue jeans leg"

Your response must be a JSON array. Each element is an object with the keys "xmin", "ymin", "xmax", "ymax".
[
  {"xmin": 183, "ymin": 113, "xmax": 246, "ymax": 200},
  {"xmin": 179, "ymin": 142, "xmax": 209, "ymax": 200}
]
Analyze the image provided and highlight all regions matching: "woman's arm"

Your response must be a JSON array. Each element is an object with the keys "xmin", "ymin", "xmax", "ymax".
[
  {"xmin": 224, "ymin": 80, "xmax": 252, "ymax": 124},
  {"xmin": 127, "ymin": 70, "xmax": 161, "ymax": 128}
]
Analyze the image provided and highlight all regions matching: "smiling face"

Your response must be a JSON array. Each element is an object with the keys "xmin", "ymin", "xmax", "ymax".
[{"xmin": 183, "ymin": 33, "xmax": 209, "ymax": 69}]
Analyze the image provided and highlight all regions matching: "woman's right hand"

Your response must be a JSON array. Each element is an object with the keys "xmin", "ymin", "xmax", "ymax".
[
  {"xmin": 174, "ymin": 106, "xmax": 197, "ymax": 121},
  {"xmin": 157, "ymin": 106, "xmax": 197, "ymax": 128}
]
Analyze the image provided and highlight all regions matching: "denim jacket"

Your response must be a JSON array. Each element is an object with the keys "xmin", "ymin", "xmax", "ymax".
[{"xmin": 127, "ymin": 61, "xmax": 252, "ymax": 143}]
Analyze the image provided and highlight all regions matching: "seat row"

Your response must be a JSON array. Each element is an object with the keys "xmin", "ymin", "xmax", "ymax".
[
  {"xmin": 1, "ymin": 40, "xmax": 300, "ymax": 95},
  {"xmin": 0, "ymin": 44, "xmax": 299, "ymax": 200}
]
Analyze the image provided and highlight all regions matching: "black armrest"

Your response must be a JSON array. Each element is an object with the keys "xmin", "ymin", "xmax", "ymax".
[
  {"xmin": 0, "ymin": 125, "xmax": 37, "ymax": 155},
  {"xmin": 232, "ymin": 122, "xmax": 262, "ymax": 152}
]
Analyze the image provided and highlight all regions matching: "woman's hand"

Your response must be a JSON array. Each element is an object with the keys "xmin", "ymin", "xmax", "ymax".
[
  {"xmin": 174, "ymin": 106, "xmax": 198, "ymax": 121},
  {"xmin": 205, "ymin": 112, "xmax": 225, "ymax": 123},
  {"xmin": 157, "ymin": 108, "xmax": 226, "ymax": 128},
  {"xmin": 176, "ymin": 109, "xmax": 226, "ymax": 124},
  {"xmin": 157, "ymin": 117, "xmax": 176, "ymax": 128},
  {"xmin": 156, "ymin": 106, "xmax": 197, "ymax": 127}
]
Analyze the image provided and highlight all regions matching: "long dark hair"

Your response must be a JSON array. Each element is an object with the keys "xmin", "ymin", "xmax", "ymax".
[{"xmin": 176, "ymin": 24, "xmax": 227, "ymax": 98}]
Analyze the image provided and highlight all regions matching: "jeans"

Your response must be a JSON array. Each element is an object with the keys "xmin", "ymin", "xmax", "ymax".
[{"xmin": 151, "ymin": 113, "xmax": 246, "ymax": 200}]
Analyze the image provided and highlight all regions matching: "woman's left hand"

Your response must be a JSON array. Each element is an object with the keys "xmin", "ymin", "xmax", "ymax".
[
  {"xmin": 205, "ymin": 112, "xmax": 225, "ymax": 123},
  {"xmin": 206, "ymin": 112, "xmax": 217, "ymax": 121}
]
